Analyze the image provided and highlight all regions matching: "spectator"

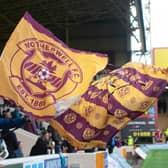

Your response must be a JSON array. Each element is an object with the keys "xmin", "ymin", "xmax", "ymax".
[
  {"xmin": 61, "ymin": 139, "xmax": 75, "ymax": 153},
  {"xmin": 164, "ymin": 128, "xmax": 168, "ymax": 142},
  {"xmin": 116, "ymin": 136, "xmax": 123, "ymax": 148},
  {"xmin": 107, "ymin": 136, "xmax": 116, "ymax": 154},
  {"xmin": 30, "ymin": 129, "xmax": 50, "ymax": 156},
  {"xmin": 1, "ymin": 110, "xmax": 24, "ymax": 158},
  {"xmin": 154, "ymin": 128, "xmax": 162, "ymax": 143},
  {"xmin": 127, "ymin": 135, "xmax": 134, "ymax": 146},
  {"xmin": 47, "ymin": 125, "xmax": 62, "ymax": 153}
]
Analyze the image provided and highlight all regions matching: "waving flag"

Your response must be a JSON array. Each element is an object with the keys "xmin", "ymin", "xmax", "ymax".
[
  {"xmin": 50, "ymin": 62, "xmax": 168, "ymax": 148},
  {"xmin": 0, "ymin": 12, "xmax": 107, "ymax": 118}
]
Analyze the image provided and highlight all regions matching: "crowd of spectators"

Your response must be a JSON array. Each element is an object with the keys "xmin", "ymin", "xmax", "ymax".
[
  {"xmin": 0, "ymin": 98, "xmax": 26, "ymax": 158},
  {"xmin": 0, "ymin": 98, "xmax": 76, "ymax": 159},
  {"xmin": 29, "ymin": 125, "xmax": 75, "ymax": 156},
  {"xmin": 1, "ymin": 97, "xmax": 126, "ymax": 159}
]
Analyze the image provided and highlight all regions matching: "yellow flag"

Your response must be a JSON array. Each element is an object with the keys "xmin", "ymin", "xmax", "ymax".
[
  {"xmin": 50, "ymin": 62, "xmax": 168, "ymax": 148},
  {"xmin": 0, "ymin": 12, "xmax": 107, "ymax": 118}
]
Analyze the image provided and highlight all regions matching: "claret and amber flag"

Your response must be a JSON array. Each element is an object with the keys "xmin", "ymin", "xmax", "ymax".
[
  {"xmin": 0, "ymin": 12, "xmax": 107, "ymax": 118},
  {"xmin": 50, "ymin": 62, "xmax": 168, "ymax": 148}
]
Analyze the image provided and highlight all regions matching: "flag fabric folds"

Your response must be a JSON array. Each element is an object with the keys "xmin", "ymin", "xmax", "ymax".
[
  {"xmin": 50, "ymin": 62, "xmax": 168, "ymax": 148},
  {"xmin": 0, "ymin": 12, "xmax": 107, "ymax": 118}
]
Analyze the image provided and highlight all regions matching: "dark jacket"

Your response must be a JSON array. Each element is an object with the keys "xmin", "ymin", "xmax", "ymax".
[
  {"xmin": 30, "ymin": 138, "xmax": 49, "ymax": 156},
  {"xmin": 1, "ymin": 130, "xmax": 19, "ymax": 158}
]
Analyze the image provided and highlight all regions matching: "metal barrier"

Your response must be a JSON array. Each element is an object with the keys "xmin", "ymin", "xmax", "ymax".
[{"xmin": 0, "ymin": 151, "xmax": 108, "ymax": 168}]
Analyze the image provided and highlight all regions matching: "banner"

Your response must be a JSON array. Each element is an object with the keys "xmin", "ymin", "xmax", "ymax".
[
  {"xmin": 50, "ymin": 62, "xmax": 168, "ymax": 148},
  {"xmin": 0, "ymin": 12, "xmax": 107, "ymax": 118}
]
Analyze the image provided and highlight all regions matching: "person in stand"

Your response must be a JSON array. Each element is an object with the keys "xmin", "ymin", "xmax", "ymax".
[
  {"xmin": 1, "ymin": 110, "xmax": 24, "ymax": 158},
  {"xmin": 164, "ymin": 128, "xmax": 168, "ymax": 142},
  {"xmin": 47, "ymin": 125, "xmax": 62, "ymax": 153},
  {"xmin": 154, "ymin": 128, "xmax": 162, "ymax": 143},
  {"xmin": 115, "ymin": 136, "xmax": 123, "ymax": 148},
  {"xmin": 127, "ymin": 135, "xmax": 134, "ymax": 146},
  {"xmin": 0, "ymin": 111, "xmax": 27, "ymax": 159},
  {"xmin": 107, "ymin": 136, "xmax": 116, "ymax": 154},
  {"xmin": 30, "ymin": 129, "xmax": 50, "ymax": 156},
  {"xmin": 61, "ymin": 139, "xmax": 75, "ymax": 153}
]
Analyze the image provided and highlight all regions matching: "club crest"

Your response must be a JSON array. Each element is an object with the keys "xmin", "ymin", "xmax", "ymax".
[{"xmin": 10, "ymin": 38, "xmax": 82, "ymax": 110}]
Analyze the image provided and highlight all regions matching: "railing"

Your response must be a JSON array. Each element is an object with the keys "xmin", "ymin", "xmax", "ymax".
[{"xmin": 0, "ymin": 151, "xmax": 108, "ymax": 168}]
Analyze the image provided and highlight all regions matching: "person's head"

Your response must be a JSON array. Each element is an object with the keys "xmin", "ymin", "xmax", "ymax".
[
  {"xmin": 40, "ymin": 130, "xmax": 50, "ymax": 142},
  {"xmin": 156, "ymin": 128, "xmax": 160, "ymax": 132},
  {"xmin": 3, "ymin": 109, "xmax": 12, "ymax": 118},
  {"xmin": 47, "ymin": 125, "xmax": 53, "ymax": 138}
]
